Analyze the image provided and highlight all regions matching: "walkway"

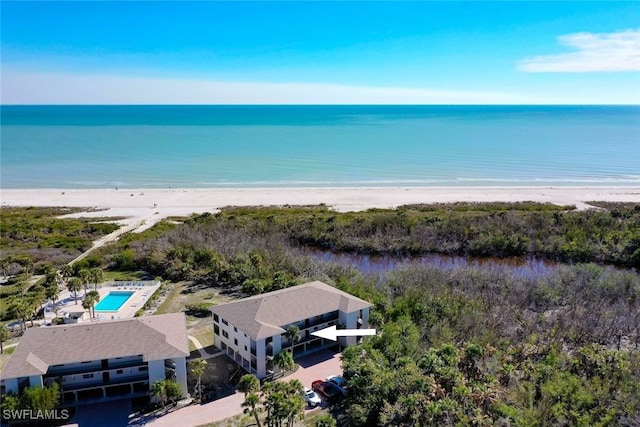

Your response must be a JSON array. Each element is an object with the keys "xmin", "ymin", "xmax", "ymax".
[
  {"xmin": 68, "ymin": 217, "xmax": 148, "ymax": 265},
  {"xmin": 187, "ymin": 336, "xmax": 222, "ymax": 360}
]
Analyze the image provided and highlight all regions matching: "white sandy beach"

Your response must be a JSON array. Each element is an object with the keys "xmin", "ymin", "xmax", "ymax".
[{"xmin": 2, "ymin": 187, "xmax": 639, "ymax": 232}]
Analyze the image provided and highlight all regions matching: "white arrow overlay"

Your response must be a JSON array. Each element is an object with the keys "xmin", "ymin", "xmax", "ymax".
[{"xmin": 311, "ymin": 325, "xmax": 376, "ymax": 342}]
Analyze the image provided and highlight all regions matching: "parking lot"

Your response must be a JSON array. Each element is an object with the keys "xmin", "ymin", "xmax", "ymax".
[{"xmin": 145, "ymin": 350, "xmax": 343, "ymax": 427}]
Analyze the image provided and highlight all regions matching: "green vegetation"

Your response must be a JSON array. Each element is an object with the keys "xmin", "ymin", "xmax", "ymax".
[
  {"xmin": 330, "ymin": 261, "xmax": 640, "ymax": 426},
  {"xmin": 2, "ymin": 204, "xmax": 638, "ymax": 425},
  {"xmin": 240, "ymin": 377, "xmax": 305, "ymax": 427},
  {"xmin": 238, "ymin": 374, "xmax": 260, "ymax": 396},
  {"xmin": 101, "ymin": 205, "xmax": 639, "ymax": 289},
  {"xmin": 273, "ymin": 350, "xmax": 296, "ymax": 373},
  {"xmin": 0, "ymin": 207, "xmax": 122, "ymax": 327},
  {"xmin": 0, "ymin": 207, "xmax": 120, "ymax": 267},
  {"xmin": 0, "ymin": 383, "xmax": 61, "ymax": 419},
  {"xmin": 189, "ymin": 359, "xmax": 208, "ymax": 400},
  {"xmin": 342, "ymin": 333, "xmax": 639, "ymax": 426},
  {"xmin": 151, "ymin": 379, "xmax": 183, "ymax": 407},
  {"xmin": 314, "ymin": 414, "xmax": 336, "ymax": 427}
]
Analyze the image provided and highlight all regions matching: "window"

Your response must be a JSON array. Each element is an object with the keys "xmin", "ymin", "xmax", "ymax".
[
  {"xmin": 222, "ymin": 330, "xmax": 228, "ymax": 339},
  {"xmin": 139, "ymin": 367, "xmax": 148, "ymax": 372},
  {"xmin": 234, "ymin": 338, "xmax": 238, "ymax": 346},
  {"xmin": 82, "ymin": 374, "xmax": 94, "ymax": 379},
  {"xmin": 116, "ymin": 369, "xmax": 123, "ymax": 374},
  {"xmin": 214, "ymin": 324, "xmax": 220, "ymax": 335},
  {"xmin": 245, "ymin": 345, "xmax": 248, "ymax": 351},
  {"xmin": 222, "ymin": 319, "xmax": 228, "ymax": 326},
  {"xmin": 81, "ymin": 361, "xmax": 92, "ymax": 364},
  {"xmin": 234, "ymin": 327, "xmax": 237, "ymax": 333},
  {"xmin": 213, "ymin": 314, "xmax": 219, "ymax": 323}
]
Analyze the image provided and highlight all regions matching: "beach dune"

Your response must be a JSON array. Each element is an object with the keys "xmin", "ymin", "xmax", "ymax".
[{"xmin": 2, "ymin": 186, "xmax": 639, "ymax": 232}]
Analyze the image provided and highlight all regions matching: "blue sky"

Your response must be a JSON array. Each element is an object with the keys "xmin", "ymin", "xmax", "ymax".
[{"xmin": 2, "ymin": 1, "xmax": 639, "ymax": 104}]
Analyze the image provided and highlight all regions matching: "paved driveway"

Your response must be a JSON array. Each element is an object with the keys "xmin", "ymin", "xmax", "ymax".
[
  {"xmin": 65, "ymin": 399, "xmax": 133, "ymax": 427},
  {"xmin": 285, "ymin": 350, "xmax": 342, "ymax": 392},
  {"xmin": 144, "ymin": 350, "xmax": 343, "ymax": 427}
]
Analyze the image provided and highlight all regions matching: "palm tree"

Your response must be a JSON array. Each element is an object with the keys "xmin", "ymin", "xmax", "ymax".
[
  {"xmin": 189, "ymin": 359, "xmax": 207, "ymax": 400},
  {"xmin": 59, "ymin": 264, "xmax": 74, "ymax": 290},
  {"xmin": 17, "ymin": 279, "xmax": 30, "ymax": 297},
  {"xmin": 82, "ymin": 299, "xmax": 92, "ymax": 319},
  {"xmin": 89, "ymin": 267, "xmax": 104, "ymax": 291},
  {"xmin": 273, "ymin": 350, "xmax": 295, "ymax": 374},
  {"xmin": 78, "ymin": 269, "xmax": 91, "ymax": 295},
  {"xmin": 0, "ymin": 325, "xmax": 9, "ymax": 354},
  {"xmin": 241, "ymin": 392, "xmax": 263, "ymax": 427},
  {"xmin": 18, "ymin": 256, "xmax": 33, "ymax": 277},
  {"xmin": 8, "ymin": 299, "xmax": 30, "ymax": 333},
  {"xmin": 151, "ymin": 380, "xmax": 167, "ymax": 407},
  {"xmin": 0, "ymin": 256, "xmax": 13, "ymax": 279},
  {"xmin": 284, "ymin": 325, "xmax": 300, "ymax": 354},
  {"xmin": 238, "ymin": 374, "xmax": 260, "ymax": 397},
  {"xmin": 25, "ymin": 296, "xmax": 40, "ymax": 327},
  {"xmin": 45, "ymin": 284, "xmax": 60, "ymax": 315},
  {"xmin": 315, "ymin": 414, "xmax": 337, "ymax": 427},
  {"xmin": 83, "ymin": 290, "xmax": 100, "ymax": 318},
  {"xmin": 67, "ymin": 277, "xmax": 82, "ymax": 303},
  {"xmin": 262, "ymin": 380, "xmax": 305, "ymax": 427},
  {"xmin": 60, "ymin": 264, "xmax": 74, "ymax": 281},
  {"xmin": 30, "ymin": 285, "xmax": 47, "ymax": 316},
  {"xmin": 44, "ymin": 269, "xmax": 60, "ymax": 290}
]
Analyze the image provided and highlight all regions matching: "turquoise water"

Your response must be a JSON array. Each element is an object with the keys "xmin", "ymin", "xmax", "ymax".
[
  {"xmin": 1, "ymin": 105, "xmax": 638, "ymax": 188},
  {"xmin": 94, "ymin": 291, "xmax": 134, "ymax": 312}
]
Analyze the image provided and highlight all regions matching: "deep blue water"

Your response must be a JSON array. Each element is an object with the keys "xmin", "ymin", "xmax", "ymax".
[{"xmin": 1, "ymin": 105, "xmax": 638, "ymax": 188}]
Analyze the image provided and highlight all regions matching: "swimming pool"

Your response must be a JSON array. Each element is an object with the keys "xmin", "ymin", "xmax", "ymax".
[{"xmin": 94, "ymin": 291, "xmax": 134, "ymax": 312}]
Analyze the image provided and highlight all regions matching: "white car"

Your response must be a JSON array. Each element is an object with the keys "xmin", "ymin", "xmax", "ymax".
[{"xmin": 303, "ymin": 387, "xmax": 322, "ymax": 407}]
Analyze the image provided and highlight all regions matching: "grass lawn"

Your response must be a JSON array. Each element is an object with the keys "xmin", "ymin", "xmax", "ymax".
[
  {"xmin": 154, "ymin": 282, "xmax": 184, "ymax": 315},
  {"xmin": 188, "ymin": 322, "xmax": 214, "ymax": 351}
]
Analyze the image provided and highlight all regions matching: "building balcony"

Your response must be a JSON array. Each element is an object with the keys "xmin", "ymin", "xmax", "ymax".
[
  {"xmin": 47, "ymin": 359, "xmax": 146, "ymax": 376},
  {"xmin": 45, "ymin": 363, "xmax": 148, "ymax": 382},
  {"xmin": 60, "ymin": 373, "xmax": 149, "ymax": 392}
]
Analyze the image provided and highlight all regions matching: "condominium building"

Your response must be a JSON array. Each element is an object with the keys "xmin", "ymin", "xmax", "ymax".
[
  {"xmin": 210, "ymin": 281, "xmax": 372, "ymax": 379},
  {"xmin": 0, "ymin": 313, "xmax": 189, "ymax": 405}
]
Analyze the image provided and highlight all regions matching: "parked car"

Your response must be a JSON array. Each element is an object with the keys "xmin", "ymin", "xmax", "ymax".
[
  {"xmin": 326, "ymin": 375, "xmax": 348, "ymax": 395},
  {"xmin": 311, "ymin": 380, "xmax": 342, "ymax": 402},
  {"xmin": 303, "ymin": 387, "xmax": 322, "ymax": 407}
]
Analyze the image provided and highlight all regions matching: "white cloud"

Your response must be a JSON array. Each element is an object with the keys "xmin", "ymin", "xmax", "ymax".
[
  {"xmin": 1, "ymin": 71, "xmax": 527, "ymax": 104},
  {"xmin": 519, "ymin": 29, "xmax": 640, "ymax": 72}
]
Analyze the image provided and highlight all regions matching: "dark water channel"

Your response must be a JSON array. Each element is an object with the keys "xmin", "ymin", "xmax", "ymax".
[{"xmin": 301, "ymin": 247, "xmax": 559, "ymax": 279}]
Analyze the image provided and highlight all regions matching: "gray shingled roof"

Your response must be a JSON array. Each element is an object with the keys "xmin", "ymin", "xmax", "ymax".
[
  {"xmin": 210, "ymin": 281, "xmax": 372, "ymax": 340},
  {"xmin": 1, "ymin": 313, "xmax": 189, "ymax": 379}
]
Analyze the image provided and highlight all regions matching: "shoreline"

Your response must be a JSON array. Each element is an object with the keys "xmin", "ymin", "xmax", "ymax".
[{"xmin": 2, "ymin": 186, "xmax": 639, "ymax": 232}]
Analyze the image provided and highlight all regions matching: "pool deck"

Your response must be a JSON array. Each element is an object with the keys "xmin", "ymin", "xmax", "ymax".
[{"xmin": 52, "ymin": 281, "xmax": 161, "ymax": 323}]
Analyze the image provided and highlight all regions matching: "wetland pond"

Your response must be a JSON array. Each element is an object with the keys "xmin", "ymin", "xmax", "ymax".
[{"xmin": 301, "ymin": 247, "xmax": 575, "ymax": 279}]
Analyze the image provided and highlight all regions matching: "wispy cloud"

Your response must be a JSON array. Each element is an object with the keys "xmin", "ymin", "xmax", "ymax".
[
  {"xmin": 519, "ymin": 29, "xmax": 640, "ymax": 72},
  {"xmin": 1, "ymin": 71, "xmax": 527, "ymax": 104}
]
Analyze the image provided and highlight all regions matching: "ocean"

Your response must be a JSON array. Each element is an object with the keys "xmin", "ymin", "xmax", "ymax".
[{"xmin": 1, "ymin": 105, "xmax": 638, "ymax": 189}]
